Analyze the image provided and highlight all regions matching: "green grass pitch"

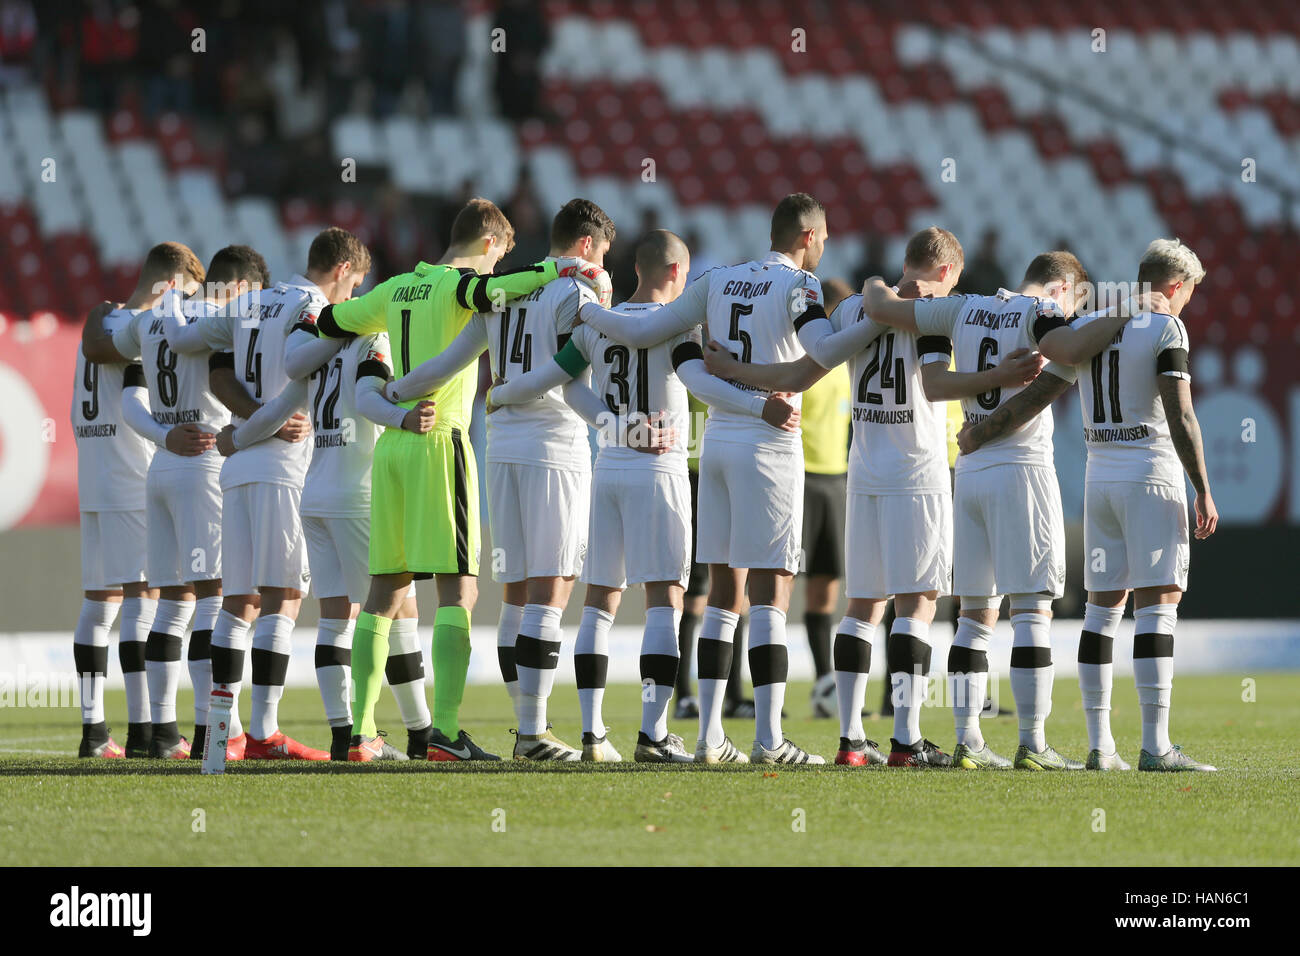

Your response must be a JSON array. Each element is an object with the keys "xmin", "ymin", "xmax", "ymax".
[{"xmin": 2, "ymin": 674, "xmax": 1297, "ymax": 866}]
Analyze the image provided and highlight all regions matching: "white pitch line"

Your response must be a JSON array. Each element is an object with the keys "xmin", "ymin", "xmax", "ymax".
[{"xmin": 0, "ymin": 747, "xmax": 67, "ymax": 755}]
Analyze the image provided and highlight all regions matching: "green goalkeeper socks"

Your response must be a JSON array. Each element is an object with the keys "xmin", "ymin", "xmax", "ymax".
[
  {"xmin": 432, "ymin": 605, "xmax": 472, "ymax": 738},
  {"xmin": 352, "ymin": 612, "xmax": 392, "ymax": 738}
]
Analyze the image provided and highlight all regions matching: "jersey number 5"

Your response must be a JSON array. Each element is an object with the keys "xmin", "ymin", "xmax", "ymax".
[{"xmin": 728, "ymin": 302, "xmax": 753, "ymax": 363}]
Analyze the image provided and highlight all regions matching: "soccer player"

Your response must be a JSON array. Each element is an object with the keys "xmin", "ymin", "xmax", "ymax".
[
  {"xmin": 71, "ymin": 242, "xmax": 205, "ymax": 758},
  {"xmin": 168, "ymin": 227, "xmax": 368, "ymax": 760},
  {"xmin": 799, "ymin": 277, "xmax": 853, "ymax": 720},
  {"xmin": 484, "ymin": 229, "xmax": 801, "ymax": 761},
  {"xmin": 862, "ymin": 250, "xmax": 1139, "ymax": 769},
  {"xmin": 570, "ymin": 194, "xmax": 887, "ymax": 764},
  {"xmin": 316, "ymin": 198, "xmax": 605, "ymax": 761},
  {"xmin": 249, "ymin": 300, "xmax": 441, "ymax": 760},
  {"xmin": 960, "ymin": 239, "xmax": 1217, "ymax": 771},
  {"xmin": 383, "ymin": 198, "xmax": 617, "ymax": 761},
  {"xmin": 704, "ymin": 227, "xmax": 1043, "ymax": 767},
  {"xmin": 84, "ymin": 245, "xmax": 273, "ymax": 760}
]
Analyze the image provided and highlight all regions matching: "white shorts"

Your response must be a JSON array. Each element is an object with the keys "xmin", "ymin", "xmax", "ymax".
[
  {"xmin": 146, "ymin": 465, "xmax": 222, "ymax": 587},
  {"xmin": 80, "ymin": 510, "xmax": 147, "ymax": 591},
  {"xmin": 953, "ymin": 463, "xmax": 1065, "ymax": 599},
  {"xmin": 302, "ymin": 513, "xmax": 370, "ymax": 603},
  {"xmin": 221, "ymin": 482, "xmax": 310, "ymax": 596},
  {"xmin": 696, "ymin": 437, "xmax": 804, "ymax": 573},
  {"xmin": 1084, "ymin": 481, "xmax": 1189, "ymax": 592},
  {"xmin": 487, "ymin": 461, "xmax": 590, "ymax": 583},
  {"xmin": 583, "ymin": 467, "xmax": 692, "ymax": 589},
  {"xmin": 845, "ymin": 492, "xmax": 952, "ymax": 599}
]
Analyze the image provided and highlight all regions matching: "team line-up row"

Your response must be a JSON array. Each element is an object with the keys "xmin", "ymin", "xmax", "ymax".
[{"xmin": 69, "ymin": 192, "xmax": 1216, "ymax": 772}]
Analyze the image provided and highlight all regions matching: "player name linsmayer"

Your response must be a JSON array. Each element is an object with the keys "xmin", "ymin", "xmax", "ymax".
[{"xmin": 49, "ymin": 885, "xmax": 151, "ymax": 936}]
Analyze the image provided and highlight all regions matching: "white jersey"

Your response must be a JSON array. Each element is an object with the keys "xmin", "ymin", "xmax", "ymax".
[
  {"xmin": 834, "ymin": 293, "xmax": 952, "ymax": 496},
  {"xmin": 71, "ymin": 307, "xmax": 153, "ymax": 511},
  {"xmin": 701, "ymin": 251, "xmax": 818, "ymax": 447},
  {"xmin": 483, "ymin": 268, "xmax": 593, "ymax": 470},
  {"xmin": 189, "ymin": 275, "xmax": 327, "ymax": 490},
  {"xmin": 914, "ymin": 288, "xmax": 1074, "ymax": 474},
  {"xmin": 1073, "ymin": 309, "xmax": 1190, "ymax": 488},
  {"xmin": 113, "ymin": 294, "xmax": 231, "ymax": 475},
  {"xmin": 301, "ymin": 333, "xmax": 391, "ymax": 516},
  {"xmin": 569, "ymin": 304, "xmax": 699, "ymax": 475}
]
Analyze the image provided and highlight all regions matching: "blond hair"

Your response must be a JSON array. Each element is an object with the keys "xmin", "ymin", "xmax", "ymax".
[{"xmin": 1138, "ymin": 238, "xmax": 1205, "ymax": 285}]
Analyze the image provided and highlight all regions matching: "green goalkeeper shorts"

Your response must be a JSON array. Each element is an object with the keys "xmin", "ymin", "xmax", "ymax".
[{"xmin": 369, "ymin": 425, "xmax": 480, "ymax": 577}]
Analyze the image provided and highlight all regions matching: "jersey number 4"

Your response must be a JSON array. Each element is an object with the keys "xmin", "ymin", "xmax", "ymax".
[
  {"xmin": 857, "ymin": 332, "xmax": 905, "ymax": 406},
  {"xmin": 497, "ymin": 307, "xmax": 533, "ymax": 376}
]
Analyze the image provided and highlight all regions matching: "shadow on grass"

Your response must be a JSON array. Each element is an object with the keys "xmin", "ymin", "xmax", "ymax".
[{"xmin": 0, "ymin": 760, "xmax": 853, "ymax": 777}]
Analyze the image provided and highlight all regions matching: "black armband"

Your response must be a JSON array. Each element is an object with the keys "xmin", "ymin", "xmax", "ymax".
[
  {"xmin": 1031, "ymin": 312, "xmax": 1067, "ymax": 343},
  {"xmin": 208, "ymin": 351, "xmax": 235, "ymax": 371},
  {"xmin": 292, "ymin": 320, "xmax": 319, "ymax": 337},
  {"xmin": 793, "ymin": 301, "xmax": 827, "ymax": 332},
  {"xmin": 671, "ymin": 340, "xmax": 704, "ymax": 369},
  {"xmin": 455, "ymin": 271, "xmax": 494, "ymax": 313},
  {"xmin": 356, "ymin": 359, "xmax": 390, "ymax": 382},
  {"xmin": 1156, "ymin": 347, "xmax": 1189, "ymax": 376},
  {"xmin": 917, "ymin": 335, "xmax": 953, "ymax": 359},
  {"xmin": 123, "ymin": 363, "xmax": 146, "ymax": 388},
  {"xmin": 315, "ymin": 304, "xmax": 356, "ymax": 340}
]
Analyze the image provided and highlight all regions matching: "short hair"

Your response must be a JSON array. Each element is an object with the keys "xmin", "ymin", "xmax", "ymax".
[
  {"xmin": 770, "ymin": 193, "xmax": 825, "ymax": 248},
  {"xmin": 1137, "ymin": 238, "xmax": 1206, "ymax": 286},
  {"xmin": 206, "ymin": 245, "xmax": 270, "ymax": 289},
  {"xmin": 308, "ymin": 226, "xmax": 371, "ymax": 275},
  {"xmin": 1022, "ymin": 250, "xmax": 1089, "ymax": 291},
  {"xmin": 634, "ymin": 229, "xmax": 688, "ymax": 278},
  {"xmin": 821, "ymin": 277, "xmax": 854, "ymax": 315},
  {"xmin": 448, "ymin": 197, "xmax": 515, "ymax": 253},
  {"xmin": 904, "ymin": 226, "xmax": 964, "ymax": 271},
  {"xmin": 141, "ymin": 241, "xmax": 205, "ymax": 286},
  {"xmin": 551, "ymin": 198, "xmax": 616, "ymax": 250}
]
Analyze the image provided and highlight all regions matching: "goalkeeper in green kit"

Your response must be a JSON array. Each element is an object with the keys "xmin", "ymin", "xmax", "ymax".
[{"xmin": 313, "ymin": 198, "xmax": 608, "ymax": 760}]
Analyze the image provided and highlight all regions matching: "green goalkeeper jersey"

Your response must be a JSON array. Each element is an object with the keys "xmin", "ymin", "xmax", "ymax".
[{"xmin": 321, "ymin": 260, "xmax": 560, "ymax": 431}]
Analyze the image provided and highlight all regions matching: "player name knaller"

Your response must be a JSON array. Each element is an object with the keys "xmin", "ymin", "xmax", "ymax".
[{"xmin": 391, "ymin": 283, "xmax": 433, "ymax": 302}]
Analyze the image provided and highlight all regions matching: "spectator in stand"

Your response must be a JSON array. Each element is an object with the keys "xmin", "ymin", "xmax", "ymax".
[
  {"xmin": 853, "ymin": 234, "xmax": 889, "ymax": 288},
  {"xmin": 955, "ymin": 227, "xmax": 1009, "ymax": 294},
  {"xmin": 607, "ymin": 208, "xmax": 660, "ymax": 303},
  {"xmin": 136, "ymin": 0, "xmax": 194, "ymax": 117},
  {"xmin": 78, "ymin": 0, "xmax": 138, "ymax": 113},
  {"xmin": 492, "ymin": 0, "xmax": 549, "ymax": 121},
  {"xmin": 414, "ymin": 0, "xmax": 465, "ymax": 116},
  {"xmin": 362, "ymin": 0, "xmax": 412, "ymax": 118}
]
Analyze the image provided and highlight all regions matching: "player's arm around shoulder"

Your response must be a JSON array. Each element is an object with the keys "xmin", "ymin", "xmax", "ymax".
[
  {"xmin": 81, "ymin": 300, "xmax": 133, "ymax": 363},
  {"xmin": 317, "ymin": 274, "xmax": 402, "ymax": 339},
  {"xmin": 284, "ymin": 319, "xmax": 345, "ymax": 381},
  {"xmin": 920, "ymin": 339, "xmax": 1045, "ymax": 402}
]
